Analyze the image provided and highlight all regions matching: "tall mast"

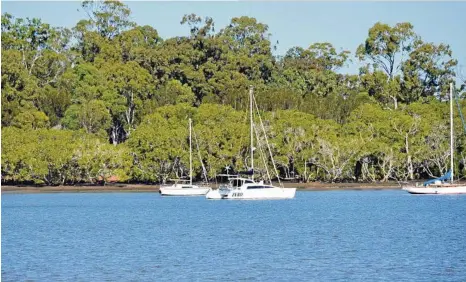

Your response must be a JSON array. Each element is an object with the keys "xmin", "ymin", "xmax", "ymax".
[
  {"xmin": 189, "ymin": 118, "xmax": 193, "ymax": 186},
  {"xmin": 250, "ymin": 85, "xmax": 254, "ymax": 181},
  {"xmin": 450, "ymin": 83, "xmax": 454, "ymax": 184}
]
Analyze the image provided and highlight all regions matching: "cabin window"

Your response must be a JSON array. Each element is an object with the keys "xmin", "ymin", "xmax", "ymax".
[
  {"xmin": 182, "ymin": 186, "xmax": 191, "ymax": 189},
  {"xmin": 247, "ymin": 185, "xmax": 272, "ymax": 189}
]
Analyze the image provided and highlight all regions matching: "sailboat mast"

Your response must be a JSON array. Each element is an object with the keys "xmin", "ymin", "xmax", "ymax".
[
  {"xmin": 189, "ymin": 118, "xmax": 193, "ymax": 186},
  {"xmin": 250, "ymin": 85, "xmax": 254, "ymax": 181},
  {"xmin": 450, "ymin": 83, "xmax": 454, "ymax": 184}
]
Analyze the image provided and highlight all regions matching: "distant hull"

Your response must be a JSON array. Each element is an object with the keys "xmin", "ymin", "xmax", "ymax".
[
  {"xmin": 402, "ymin": 185, "xmax": 466, "ymax": 194},
  {"xmin": 160, "ymin": 185, "xmax": 210, "ymax": 196},
  {"xmin": 206, "ymin": 187, "xmax": 296, "ymax": 200}
]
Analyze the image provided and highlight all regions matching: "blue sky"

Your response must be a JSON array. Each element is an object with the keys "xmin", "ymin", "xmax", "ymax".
[{"xmin": 2, "ymin": 1, "xmax": 466, "ymax": 79}]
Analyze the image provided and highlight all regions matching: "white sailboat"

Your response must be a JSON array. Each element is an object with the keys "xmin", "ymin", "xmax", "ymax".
[
  {"xmin": 159, "ymin": 118, "xmax": 211, "ymax": 196},
  {"xmin": 402, "ymin": 83, "xmax": 466, "ymax": 194},
  {"xmin": 206, "ymin": 86, "xmax": 297, "ymax": 200}
]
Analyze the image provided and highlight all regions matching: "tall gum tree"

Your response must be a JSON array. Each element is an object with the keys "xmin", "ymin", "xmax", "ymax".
[{"xmin": 357, "ymin": 22, "xmax": 417, "ymax": 109}]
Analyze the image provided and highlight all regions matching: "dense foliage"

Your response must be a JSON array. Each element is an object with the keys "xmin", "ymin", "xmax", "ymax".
[{"xmin": 2, "ymin": 1, "xmax": 466, "ymax": 185}]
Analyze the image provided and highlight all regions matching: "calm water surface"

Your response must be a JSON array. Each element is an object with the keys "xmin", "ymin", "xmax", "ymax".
[{"xmin": 2, "ymin": 190, "xmax": 466, "ymax": 281}]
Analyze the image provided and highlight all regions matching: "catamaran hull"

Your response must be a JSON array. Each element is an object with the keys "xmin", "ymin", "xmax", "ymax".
[
  {"xmin": 205, "ymin": 189, "xmax": 222, "ymax": 199},
  {"xmin": 206, "ymin": 188, "xmax": 296, "ymax": 200},
  {"xmin": 160, "ymin": 187, "xmax": 210, "ymax": 196},
  {"xmin": 402, "ymin": 186, "xmax": 466, "ymax": 194}
]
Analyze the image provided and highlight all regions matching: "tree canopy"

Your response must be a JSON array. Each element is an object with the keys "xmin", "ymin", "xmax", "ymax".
[{"xmin": 2, "ymin": 1, "xmax": 465, "ymax": 185}]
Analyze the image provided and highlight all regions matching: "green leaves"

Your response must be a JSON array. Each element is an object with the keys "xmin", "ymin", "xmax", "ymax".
[
  {"xmin": 11, "ymin": 109, "xmax": 49, "ymax": 129},
  {"xmin": 1, "ymin": 9, "xmax": 464, "ymax": 185},
  {"xmin": 156, "ymin": 79, "xmax": 196, "ymax": 106},
  {"xmin": 401, "ymin": 41, "xmax": 457, "ymax": 101},
  {"xmin": 81, "ymin": 0, "xmax": 135, "ymax": 40},
  {"xmin": 1, "ymin": 127, "xmax": 130, "ymax": 184},
  {"xmin": 62, "ymin": 99, "xmax": 111, "ymax": 137},
  {"xmin": 357, "ymin": 22, "xmax": 456, "ymax": 108},
  {"xmin": 357, "ymin": 22, "xmax": 416, "ymax": 78},
  {"xmin": 284, "ymin": 43, "xmax": 350, "ymax": 72}
]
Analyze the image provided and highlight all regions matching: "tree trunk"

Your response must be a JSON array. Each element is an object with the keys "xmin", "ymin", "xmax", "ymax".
[
  {"xmin": 391, "ymin": 95, "xmax": 398, "ymax": 110},
  {"xmin": 111, "ymin": 125, "xmax": 121, "ymax": 146},
  {"xmin": 406, "ymin": 134, "xmax": 414, "ymax": 180}
]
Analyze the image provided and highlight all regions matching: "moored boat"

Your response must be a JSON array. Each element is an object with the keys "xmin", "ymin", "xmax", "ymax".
[
  {"xmin": 205, "ymin": 177, "xmax": 296, "ymax": 199},
  {"xmin": 160, "ymin": 181, "xmax": 211, "ymax": 196},
  {"xmin": 160, "ymin": 118, "xmax": 211, "ymax": 196},
  {"xmin": 402, "ymin": 84, "xmax": 466, "ymax": 195},
  {"xmin": 206, "ymin": 86, "xmax": 296, "ymax": 200},
  {"xmin": 402, "ymin": 184, "xmax": 466, "ymax": 194}
]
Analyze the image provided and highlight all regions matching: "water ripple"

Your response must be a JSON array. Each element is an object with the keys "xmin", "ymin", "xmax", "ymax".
[{"xmin": 2, "ymin": 191, "xmax": 466, "ymax": 281}]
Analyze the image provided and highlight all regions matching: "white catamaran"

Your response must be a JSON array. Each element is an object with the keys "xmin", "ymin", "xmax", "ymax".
[
  {"xmin": 402, "ymin": 83, "xmax": 466, "ymax": 194},
  {"xmin": 206, "ymin": 86, "xmax": 297, "ymax": 200},
  {"xmin": 159, "ymin": 118, "xmax": 211, "ymax": 196}
]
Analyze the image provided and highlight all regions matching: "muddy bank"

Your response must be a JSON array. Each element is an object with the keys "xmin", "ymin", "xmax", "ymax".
[
  {"xmin": 1, "ymin": 181, "xmax": 404, "ymax": 194},
  {"xmin": 282, "ymin": 181, "xmax": 402, "ymax": 190},
  {"xmin": 1, "ymin": 184, "xmax": 158, "ymax": 194}
]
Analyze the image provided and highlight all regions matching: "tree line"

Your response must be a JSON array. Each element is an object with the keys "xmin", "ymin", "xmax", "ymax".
[{"xmin": 2, "ymin": 0, "xmax": 466, "ymax": 185}]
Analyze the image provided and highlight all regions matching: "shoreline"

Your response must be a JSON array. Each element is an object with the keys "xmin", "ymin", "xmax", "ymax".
[{"xmin": 1, "ymin": 182, "xmax": 403, "ymax": 194}]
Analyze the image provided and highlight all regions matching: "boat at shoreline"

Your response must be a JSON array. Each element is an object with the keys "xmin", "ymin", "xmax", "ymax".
[
  {"xmin": 159, "ymin": 180, "xmax": 210, "ymax": 196},
  {"xmin": 205, "ymin": 177, "xmax": 296, "ymax": 199},
  {"xmin": 402, "ymin": 84, "xmax": 466, "ymax": 195},
  {"xmin": 159, "ymin": 118, "xmax": 211, "ymax": 196},
  {"xmin": 206, "ymin": 86, "xmax": 296, "ymax": 200}
]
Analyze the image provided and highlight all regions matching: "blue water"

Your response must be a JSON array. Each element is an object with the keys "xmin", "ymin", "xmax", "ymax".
[{"xmin": 2, "ymin": 190, "xmax": 466, "ymax": 281}]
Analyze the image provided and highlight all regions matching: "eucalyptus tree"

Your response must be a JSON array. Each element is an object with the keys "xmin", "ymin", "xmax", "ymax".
[
  {"xmin": 283, "ymin": 42, "xmax": 350, "ymax": 73},
  {"xmin": 311, "ymin": 119, "xmax": 362, "ymax": 182},
  {"xmin": 1, "ymin": 127, "xmax": 131, "ymax": 184},
  {"xmin": 103, "ymin": 61, "xmax": 154, "ymax": 144},
  {"xmin": 73, "ymin": 134, "xmax": 132, "ymax": 184},
  {"xmin": 194, "ymin": 103, "xmax": 249, "ymax": 179},
  {"xmin": 74, "ymin": 0, "xmax": 135, "ymax": 63},
  {"xmin": 1, "ymin": 13, "xmax": 72, "ymax": 127},
  {"xmin": 401, "ymin": 41, "xmax": 457, "ymax": 102},
  {"xmin": 219, "ymin": 16, "xmax": 274, "ymax": 83},
  {"xmin": 272, "ymin": 42, "xmax": 355, "ymax": 122},
  {"xmin": 267, "ymin": 110, "xmax": 316, "ymax": 181},
  {"xmin": 127, "ymin": 104, "xmax": 196, "ymax": 183},
  {"xmin": 348, "ymin": 103, "xmax": 401, "ymax": 181},
  {"xmin": 62, "ymin": 99, "xmax": 112, "ymax": 138},
  {"xmin": 357, "ymin": 22, "xmax": 417, "ymax": 108},
  {"xmin": 2, "ymin": 5, "xmax": 464, "ymax": 184},
  {"xmin": 357, "ymin": 22, "xmax": 458, "ymax": 109}
]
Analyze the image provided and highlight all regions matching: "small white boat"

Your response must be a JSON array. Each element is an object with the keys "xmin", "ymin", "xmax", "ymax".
[
  {"xmin": 160, "ymin": 181, "xmax": 210, "ymax": 196},
  {"xmin": 159, "ymin": 118, "xmax": 211, "ymax": 196},
  {"xmin": 402, "ymin": 171, "xmax": 466, "ymax": 194},
  {"xmin": 206, "ymin": 177, "xmax": 296, "ymax": 200},
  {"xmin": 402, "ymin": 183, "xmax": 466, "ymax": 194},
  {"xmin": 403, "ymin": 83, "xmax": 466, "ymax": 195}
]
